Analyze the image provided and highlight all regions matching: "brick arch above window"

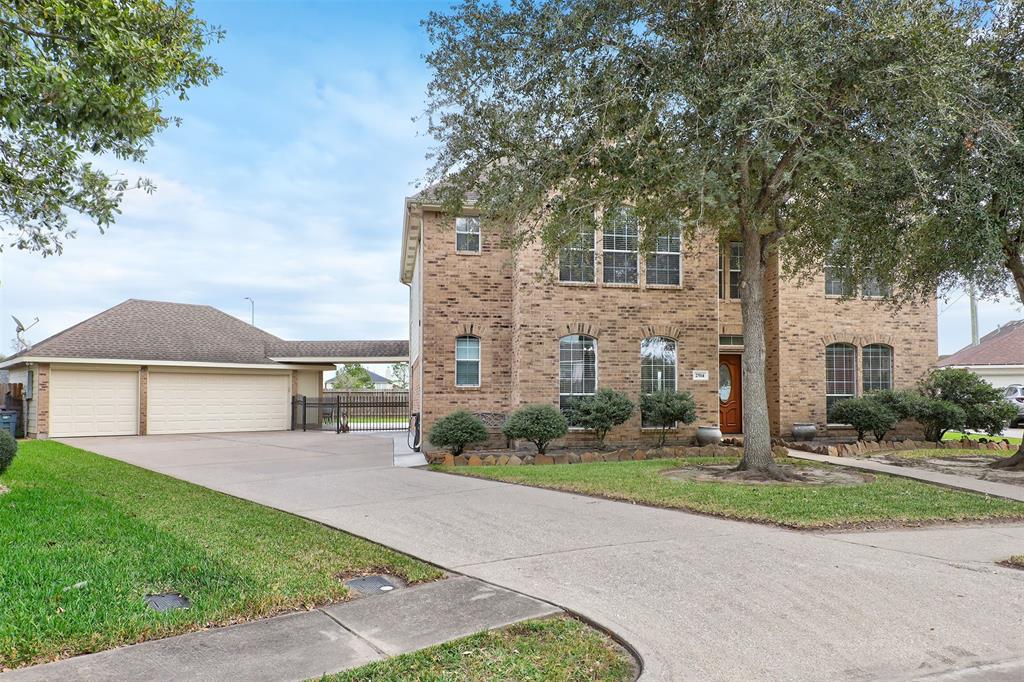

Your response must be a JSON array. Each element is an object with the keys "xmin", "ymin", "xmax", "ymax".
[
  {"xmin": 640, "ymin": 324, "xmax": 682, "ymax": 341},
  {"xmin": 558, "ymin": 322, "xmax": 601, "ymax": 340},
  {"xmin": 820, "ymin": 333, "xmax": 896, "ymax": 348}
]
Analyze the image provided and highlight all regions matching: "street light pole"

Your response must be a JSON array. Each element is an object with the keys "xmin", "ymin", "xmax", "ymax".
[{"xmin": 244, "ymin": 297, "xmax": 254, "ymax": 326}]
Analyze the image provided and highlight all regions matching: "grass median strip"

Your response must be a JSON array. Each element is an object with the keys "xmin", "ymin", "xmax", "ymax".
[
  {"xmin": 0, "ymin": 441, "xmax": 442, "ymax": 670},
  {"xmin": 436, "ymin": 456, "xmax": 1024, "ymax": 529},
  {"xmin": 318, "ymin": 617, "xmax": 635, "ymax": 682}
]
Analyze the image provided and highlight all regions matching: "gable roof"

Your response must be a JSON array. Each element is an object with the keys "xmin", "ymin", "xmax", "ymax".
[
  {"xmin": 366, "ymin": 370, "xmax": 393, "ymax": 384},
  {"xmin": 3, "ymin": 299, "xmax": 408, "ymax": 367},
  {"xmin": 937, "ymin": 320, "xmax": 1024, "ymax": 367}
]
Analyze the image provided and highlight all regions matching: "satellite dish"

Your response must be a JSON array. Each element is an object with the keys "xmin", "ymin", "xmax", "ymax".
[
  {"xmin": 11, "ymin": 315, "xmax": 38, "ymax": 352},
  {"xmin": 11, "ymin": 316, "xmax": 25, "ymax": 332}
]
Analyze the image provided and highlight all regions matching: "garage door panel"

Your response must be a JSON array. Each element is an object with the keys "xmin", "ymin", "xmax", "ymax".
[
  {"xmin": 50, "ymin": 370, "xmax": 138, "ymax": 437},
  {"xmin": 148, "ymin": 372, "xmax": 289, "ymax": 434}
]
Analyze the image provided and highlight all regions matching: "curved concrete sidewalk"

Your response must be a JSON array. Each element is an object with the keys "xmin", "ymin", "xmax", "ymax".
[
  {"xmin": 55, "ymin": 432, "xmax": 1024, "ymax": 681},
  {"xmin": 786, "ymin": 448, "xmax": 1024, "ymax": 501},
  {"xmin": 1, "ymin": 576, "xmax": 561, "ymax": 682}
]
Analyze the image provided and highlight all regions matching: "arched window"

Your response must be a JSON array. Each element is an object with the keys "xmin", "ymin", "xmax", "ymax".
[
  {"xmin": 641, "ymin": 337, "xmax": 677, "ymax": 427},
  {"xmin": 455, "ymin": 336, "xmax": 480, "ymax": 387},
  {"xmin": 826, "ymin": 343, "xmax": 856, "ymax": 417},
  {"xmin": 863, "ymin": 344, "xmax": 893, "ymax": 393},
  {"xmin": 559, "ymin": 335, "xmax": 597, "ymax": 413}
]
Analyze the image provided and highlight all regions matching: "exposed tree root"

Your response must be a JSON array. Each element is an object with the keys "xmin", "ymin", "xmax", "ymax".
[{"xmin": 989, "ymin": 448, "xmax": 1024, "ymax": 470}]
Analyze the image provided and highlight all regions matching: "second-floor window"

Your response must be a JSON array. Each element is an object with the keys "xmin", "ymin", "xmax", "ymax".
[
  {"xmin": 646, "ymin": 233, "xmax": 682, "ymax": 286},
  {"xmin": 603, "ymin": 208, "xmax": 639, "ymax": 284},
  {"xmin": 728, "ymin": 242, "xmax": 743, "ymax": 299},
  {"xmin": 824, "ymin": 260, "xmax": 852, "ymax": 297},
  {"xmin": 559, "ymin": 227, "xmax": 595, "ymax": 283},
  {"xmin": 862, "ymin": 276, "xmax": 891, "ymax": 298},
  {"xmin": 455, "ymin": 217, "xmax": 480, "ymax": 253}
]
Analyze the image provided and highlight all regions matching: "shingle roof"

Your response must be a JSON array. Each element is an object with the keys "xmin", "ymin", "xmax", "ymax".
[
  {"xmin": 267, "ymin": 340, "xmax": 408, "ymax": 360},
  {"xmin": 366, "ymin": 370, "xmax": 393, "ymax": 384},
  {"xmin": 937, "ymin": 320, "xmax": 1024, "ymax": 367},
  {"xmin": 6, "ymin": 300, "xmax": 409, "ymax": 366}
]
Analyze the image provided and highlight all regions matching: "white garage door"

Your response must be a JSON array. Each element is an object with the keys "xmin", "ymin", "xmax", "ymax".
[
  {"xmin": 148, "ymin": 372, "xmax": 290, "ymax": 434},
  {"xmin": 50, "ymin": 369, "xmax": 139, "ymax": 437}
]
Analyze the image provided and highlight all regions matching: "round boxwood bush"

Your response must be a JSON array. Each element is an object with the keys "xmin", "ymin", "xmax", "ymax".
[
  {"xmin": 502, "ymin": 404, "xmax": 568, "ymax": 454},
  {"xmin": 566, "ymin": 387, "xmax": 634, "ymax": 446},
  {"xmin": 640, "ymin": 390, "xmax": 697, "ymax": 446},
  {"xmin": 0, "ymin": 430, "xmax": 17, "ymax": 477},
  {"xmin": 829, "ymin": 397, "xmax": 898, "ymax": 441},
  {"xmin": 428, "ymin": 410, "xmax": 488, "ymax": 456}
]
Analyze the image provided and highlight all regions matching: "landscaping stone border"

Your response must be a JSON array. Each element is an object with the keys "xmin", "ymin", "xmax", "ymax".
[
  {"xmin": 426, "ymin": 443, "xmax": 790, "ymax": 467},
  {"xmin": 785, "ymin": 437, "xmax": 1017, "ymax": 458}
]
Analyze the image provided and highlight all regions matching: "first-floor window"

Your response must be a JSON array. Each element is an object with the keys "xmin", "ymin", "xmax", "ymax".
[
  {"xmin": 559, "ymin": 334, "xmax": 597, "ymax": 413},
  {"xmin": 826, "ymin": 343, "xmax": 856, "ymax": 417},
  {"xmin": 641, "ymin": 337, "xmax": 677, "ymax": 427},
  {"xmin": 862, "ymin": 344, "xmax": 893, "ymax": 393},
  {"xmin": 455, "ymin": 336, "xmax": 480, "ymax": 386}
]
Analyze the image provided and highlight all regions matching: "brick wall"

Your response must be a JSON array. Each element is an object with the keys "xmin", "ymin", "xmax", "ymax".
[{"xmin": 412, "ymin": 207, "xmax": 937, "ymax": 448}]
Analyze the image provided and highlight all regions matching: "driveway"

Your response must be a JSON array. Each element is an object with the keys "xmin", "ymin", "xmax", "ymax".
[{"xmin": 59, "ymin": 432, "xmax": 1024, "ymax": 681}]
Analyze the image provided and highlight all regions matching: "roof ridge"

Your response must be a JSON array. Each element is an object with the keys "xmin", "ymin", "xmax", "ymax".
[{"xmin": 8, "ymin": 299, "xmax": 137, "ymax": 361}]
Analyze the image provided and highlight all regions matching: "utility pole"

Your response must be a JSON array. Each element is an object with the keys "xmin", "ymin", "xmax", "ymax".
[
  {"xmin": 969, "ymin": 284, "xmax": 979, "ymax": 346},
  {"xmin": 244, "ymin": 297, "xmax": 255, "ymax": 326}
]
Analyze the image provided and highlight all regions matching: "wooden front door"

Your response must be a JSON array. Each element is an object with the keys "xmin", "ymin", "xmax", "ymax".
[{"xmin": 719, "ymin": 354, "xmax": 743, "ymax": 434}]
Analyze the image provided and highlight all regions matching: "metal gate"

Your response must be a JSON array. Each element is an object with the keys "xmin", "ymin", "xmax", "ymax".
[{"xmin": 292, "ymin": 390, "xmax": 410, "ymax": 432}]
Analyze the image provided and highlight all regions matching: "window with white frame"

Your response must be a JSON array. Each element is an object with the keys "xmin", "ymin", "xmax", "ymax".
[
  {"xmin": 824, "ymin": 262, "xmax": 852, "ymax": 296},
  {"xmin": 455, "ymin": 335, "xmax": 480, "ymax": 386},
  {"xmin": 826, "ymin": 343, "xmax": 856, "ymax": 417},
  {"xmin": 559, "ymin": 334, "xmax": 597, "ymax": 414},
  {"xmin": 728, "ymin": 242, "xmax": 743, "ymax": 299},
  {"xmin": 646, "ymin": 233, "xmax": 682, "ymax": 285},
  {"xmin": 862, "ymin": 344, "xmax": 893, "ymax": 393},
  {"xmin": 862, "ymin": 276, "xmax": 891, "ymax": 298},
  {"xmin": 641, "ymin": 337, "xmax": 677, "ymax": 427},
  {"xmin": 718, "ymin": 250, "xmax": 725, "ymax": 298},
  {"xmin": 455, "ymin": 216, "xmax": 481, "ymax": 253},
  {"xmin": 603, "ymin": 208, "xmax": 639, "ymax": 284},
  {"xmin": 559, "ymin": 227, "xmax": 595, "ymax": 282}
]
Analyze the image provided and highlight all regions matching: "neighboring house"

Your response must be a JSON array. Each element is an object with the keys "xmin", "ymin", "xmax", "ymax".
[
  {"xmin": 323, "ymin": 369, "xmax": 395, "ymax": 391},
  {"xmin": 367, "ymin": 370, "xmax": 395, "ymax": 390},
  {"xmin": 937, "ymin": 320, "xmax": 1024, "ymax": 388},
  {"xmin": 400, "ymin": 191, "xmax": 938, "ymax": 448},
  {"xmin": 0, "ymin": 299, "xmax": 406, "ymax": 438}
]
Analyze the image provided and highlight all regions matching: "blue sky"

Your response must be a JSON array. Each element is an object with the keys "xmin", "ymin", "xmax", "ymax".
[{"xmin": 0, "ymin": 0, "xmax": 1017, "ymax": 360}]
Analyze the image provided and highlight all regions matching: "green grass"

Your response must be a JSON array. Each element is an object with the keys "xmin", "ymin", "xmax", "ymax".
[
  {"xmin": 320, "ymin": 618, "xmax": 634, "ymax": 682},
  {"xmin": 942, "ymin": 431, "xmax": 1022, "ymax": 444},
  {"xmin": 1002, "ymin": 555, "xmax": 1024, "ymax": 569},
  {"xmin": 436, "ymin": 456, "xmax": 1024, "ymax": 529},
  {"xmin": 872, "ymin": 448, "xmax": 1002, "ymax": 460},
  {"xmin": 0, "ymin": 441, "xmax": 441, "ymax": 669}
]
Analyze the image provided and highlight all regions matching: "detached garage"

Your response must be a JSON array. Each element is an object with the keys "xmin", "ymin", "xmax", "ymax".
[{"xmin": 1, "ymin": 299, "xmax": 408, "ymax": 438}]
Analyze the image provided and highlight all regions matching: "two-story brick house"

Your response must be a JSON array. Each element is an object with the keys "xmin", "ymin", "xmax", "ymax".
[{"xmin": 400, "ymin": 190, "xmax": 937, "ymax": 449}]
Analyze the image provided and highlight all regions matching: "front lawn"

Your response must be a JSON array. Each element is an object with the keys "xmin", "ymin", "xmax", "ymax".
[
  {"xmin": 0, "ymin": 441, "xmax": 441, "ymax": 669},
  {"xmin": 436, "ymin": 456, "xmax": 1024, "ymax": 529},
  {"xmin": 320, "ymin": 617, "xmax": 635, "ymax": 682}
]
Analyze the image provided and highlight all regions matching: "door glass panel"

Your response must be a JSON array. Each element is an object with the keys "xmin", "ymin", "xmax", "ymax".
[{"xmin": 719, "ymin": 363, "xmax": 732, "ymax": 402}]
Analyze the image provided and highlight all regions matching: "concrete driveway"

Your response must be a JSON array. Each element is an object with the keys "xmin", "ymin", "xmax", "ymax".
[{"xmin": 58, "ymin": 432, "xmax": 1024, "ymax": 681}]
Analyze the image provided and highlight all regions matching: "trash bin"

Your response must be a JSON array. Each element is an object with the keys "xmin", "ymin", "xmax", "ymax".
[{"xmin": 0, "ymin": 411, "xmax": 17, "ymax": 439}]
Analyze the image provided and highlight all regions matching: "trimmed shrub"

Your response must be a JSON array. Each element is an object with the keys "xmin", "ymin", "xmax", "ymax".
[
  {"xmin": 566, "ymin": 388, "xmax": 634, "ymax": 446},
  {"xmin": 502, "ymin": 404, "xmax": 568, "ymax": 455},
  {"xmin": 918, "ymin": 368, "xmax": 1017, "ymax": 435},
  {"xmin": 428, "ymin": 410, "xmax": 488, "ymax": 456},
  {"xmin": 866, "ymin": 389, "xmax": 924, "ymax": 422},
  {"xmin": 829, "ymin": 397, "xmax": 898, "ymax": 441},
  {"xmin": 640, "ymin": 390, "xmax": 697, "ymax": 446},
  {"xmin": 911, "ymin": 397, "xmax": 967, "ymax": 442},
  {"xmin": 0, "ymin": 430, "xmax": 16, "ymax": 477}
]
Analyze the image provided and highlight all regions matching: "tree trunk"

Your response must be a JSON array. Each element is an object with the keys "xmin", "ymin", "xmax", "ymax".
[
  {"xmin": 735, "ymin": 224, "xmax": 779, "ymax": 475},
  {"xmin": 990, "ymin": 441, "xmax": 1024, "ymax": 470}
]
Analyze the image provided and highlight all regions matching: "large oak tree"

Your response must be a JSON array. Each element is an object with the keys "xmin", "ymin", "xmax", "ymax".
[
  {"xmin": 422, "ymin": 0, "xmax": 979, "ymax": 477},
  {"xmin": 0, "ymin": 0, "xmax": 222, "ymax": 255}
]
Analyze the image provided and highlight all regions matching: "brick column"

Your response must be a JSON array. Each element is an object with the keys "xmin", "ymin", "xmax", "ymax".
[
  {"xmin": 36, "ymin": 363, "xmax": 50, "ymax": 439},
  {"xmin": 138, "ymin": 367, "xmax": 149, "ymax": 435}
]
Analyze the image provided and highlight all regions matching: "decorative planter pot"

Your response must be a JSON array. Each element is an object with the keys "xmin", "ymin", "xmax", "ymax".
[
  {"xmin": 791, "ymin": 423, "xmax": 818, "ymax": 442},
  {"xmin": 696, "ymin": 425, "xmax": 722, "ymax": 446}
]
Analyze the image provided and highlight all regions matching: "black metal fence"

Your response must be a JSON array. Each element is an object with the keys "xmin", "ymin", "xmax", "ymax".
[{"xmin": 292, "ymin": 390, "xmax": 410, "ymax": 433}]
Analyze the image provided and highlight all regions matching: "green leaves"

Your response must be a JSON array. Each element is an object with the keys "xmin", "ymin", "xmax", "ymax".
[{"xmin": 0, "ymin": 0, "xmax": 223, "ymax": 255}]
